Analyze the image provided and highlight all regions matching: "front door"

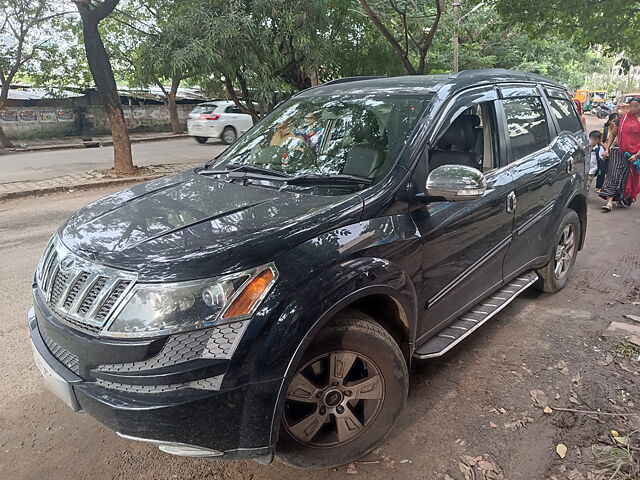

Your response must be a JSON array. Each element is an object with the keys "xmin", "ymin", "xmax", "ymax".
[{"xmin": 411, "ymin": 94, "xmax": 514, "ymax": 342}]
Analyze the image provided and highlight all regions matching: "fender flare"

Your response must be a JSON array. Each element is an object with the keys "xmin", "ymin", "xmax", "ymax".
[{"xmin": 266, "ymin": 266, "xmax": 417, "ymax": 446}]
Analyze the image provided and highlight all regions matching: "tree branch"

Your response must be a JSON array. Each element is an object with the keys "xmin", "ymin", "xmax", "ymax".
[{"xmin": 358, "ymin": 0, "xmax": 417, "ymax": 74}]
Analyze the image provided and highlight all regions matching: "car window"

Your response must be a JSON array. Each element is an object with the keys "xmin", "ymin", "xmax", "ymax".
[
  {"xmin": 191, "ymin": 104, "xmax": 217, "ymax": 115},
  {"xmin": 547, "ymin": 97, "xmax": 582, "ymax": 133},
  {"xmin": 212, "ymin": 94, "xmax": 432, "ymax": 182},
  {"xmin": 429, "ymin": 101, "xmax": 499, "ymax": 173},
  {"xmin": 502, "ymin": 97, "xmax": 550, "ymax": 160},
  {"xmin": 225, "ymin": 105, "xmax": 243, "ymax": 114}
]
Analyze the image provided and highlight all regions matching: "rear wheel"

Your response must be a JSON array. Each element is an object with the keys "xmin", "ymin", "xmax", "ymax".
[
  {"xmin": 222, "ymin": 127, "xmax": 237, "ymax": 145},
  {"xmin": 194, "ymin": 136, "xmax": 208, "ymax": 144},
  {"xmin": 535, "ymin": 209, "xmax": 580, "ymax": 292},
  {"xmin": 276, "ymin": 311, "xmax": 408, "ymax": 469}
]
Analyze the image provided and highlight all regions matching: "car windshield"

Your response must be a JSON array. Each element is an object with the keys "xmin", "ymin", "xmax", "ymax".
[{"xmin": 209, "ymin": 93, "xmax": 432, "ymax": 181}]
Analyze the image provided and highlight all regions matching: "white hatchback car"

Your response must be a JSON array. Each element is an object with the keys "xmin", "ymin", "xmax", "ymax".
[{"xmin": 187, "ymin": 101, "xmax": 254, "ymax": 145}]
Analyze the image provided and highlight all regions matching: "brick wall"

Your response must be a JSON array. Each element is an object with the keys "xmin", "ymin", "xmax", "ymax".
[{"xmin": 0, "ymin": 104, "xmax": 193, "ymax": 140}]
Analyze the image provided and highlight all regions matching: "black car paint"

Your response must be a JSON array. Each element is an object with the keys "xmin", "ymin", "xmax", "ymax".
[{"xmin": 30, "ymin": 69, "xmax": 587, "ymax": 460}]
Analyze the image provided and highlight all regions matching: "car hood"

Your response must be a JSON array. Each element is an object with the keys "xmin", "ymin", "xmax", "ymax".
[{"xmin": 60, "ymin": 170, "xmax": 363, "ymax": 281}]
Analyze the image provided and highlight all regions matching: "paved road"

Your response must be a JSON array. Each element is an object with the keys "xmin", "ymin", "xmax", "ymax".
[{"xmin": 0, "ymin": 138, "xmax": 227, "ymax": 184}]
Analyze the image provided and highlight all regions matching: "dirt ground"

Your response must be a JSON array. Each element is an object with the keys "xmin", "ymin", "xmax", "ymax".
[{"xmin": 1, "ymin": 178, "xmax": 639, "ymax": 479}]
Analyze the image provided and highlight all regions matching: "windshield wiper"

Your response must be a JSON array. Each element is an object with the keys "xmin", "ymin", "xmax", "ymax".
[
  {"xmin": 285, "ymin": 174, "xmax": 373, "ymax": 186},
  {"xmin": 198, "ymin": 163, "xmax": 291, "ymax": 178}
]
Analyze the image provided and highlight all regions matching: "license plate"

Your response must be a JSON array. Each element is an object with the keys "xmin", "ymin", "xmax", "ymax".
[{"xmin": 31, "ymin": 340, "xmax": 80, "ymax": 411}]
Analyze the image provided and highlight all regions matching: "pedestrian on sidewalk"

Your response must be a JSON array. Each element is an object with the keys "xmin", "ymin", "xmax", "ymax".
[
  {"xmin": 587, "ymin": 130, "xmax": 604, "ymax": 191},
  {"xmin": 599, "ymin": 98, "xmax": 640, "ymax": 211}
]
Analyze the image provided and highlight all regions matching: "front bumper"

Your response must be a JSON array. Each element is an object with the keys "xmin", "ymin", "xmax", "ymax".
[{"xmin": 28, "ymin": 305, "xmax": 280, "ymax": 461}]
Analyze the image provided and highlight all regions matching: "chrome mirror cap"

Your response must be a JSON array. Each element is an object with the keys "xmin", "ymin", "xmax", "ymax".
[{"xmin": 426, "ymin": 165, "xmax": 487, "ymax": 202}]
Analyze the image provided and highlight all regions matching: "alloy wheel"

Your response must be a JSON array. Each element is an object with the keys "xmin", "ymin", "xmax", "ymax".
[
  {"xmin": 554, "ymin": 224, "xmax": 575, "ymax": 279},
  {"xmin": 283, "ymin": 350, "xmax": 385, "ymax": 448}
]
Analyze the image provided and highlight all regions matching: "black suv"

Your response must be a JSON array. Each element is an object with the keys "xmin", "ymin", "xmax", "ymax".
[{"xmin": 29, "ymin": 69, "xmax": 587, "ymax": 469}]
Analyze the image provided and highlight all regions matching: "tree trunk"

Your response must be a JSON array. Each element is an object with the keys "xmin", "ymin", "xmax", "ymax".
[
  {"xmin": 75, "ymin": 0, "xmax": 134, "ymax": 174},
  {"xmin": 167, "ymin": 76, "xmax": 182, "ymax": 134},
  {"xmin": 0, "ymin": 83, "xmax": 15, "ymax": 150}
]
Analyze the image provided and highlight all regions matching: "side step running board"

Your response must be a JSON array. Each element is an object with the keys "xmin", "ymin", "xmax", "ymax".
[{"xmin": 413, "ymin": 271, "xmax": 538, "ymax": 359}]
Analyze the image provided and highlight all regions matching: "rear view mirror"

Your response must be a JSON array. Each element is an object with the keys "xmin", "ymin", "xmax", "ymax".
[{"xmin": 426, "ymin": 165, "xmax": 487, "ymax": 202}]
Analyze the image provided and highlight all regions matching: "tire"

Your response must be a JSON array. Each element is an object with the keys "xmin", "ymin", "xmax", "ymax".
[
  {"xmin": 194, "ymin": 136, "xmax": 208, "ymax": 144},
  {"xmin": 276, "ymin": 311, "xmax": 408, "ymax": 469},
  {"xmin": 221, "ymin": 127, "xmax": 237, "ymax": 145},
  {"xmin": 534, "ymin": 209, "xmax": 581, "ymax": 293}
]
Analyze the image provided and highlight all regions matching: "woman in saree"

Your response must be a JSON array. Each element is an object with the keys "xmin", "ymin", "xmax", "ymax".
[{"xmin": 600, "ymin": 97, "xmax": 640, "ymax": 211}]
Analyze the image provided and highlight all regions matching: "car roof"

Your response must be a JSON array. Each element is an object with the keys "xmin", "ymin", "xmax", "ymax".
[{"xmin": 298, "ymin": 69, "xmax": 563, "ymax": 98}]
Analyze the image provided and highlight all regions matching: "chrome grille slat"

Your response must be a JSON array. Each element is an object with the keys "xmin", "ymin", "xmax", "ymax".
[
  {"xmin": 77, "ymin": 276, "xmax": 108, "ymax": 315},
  {"xmin": 62, "ymin": 271, "xmax": 91, "ymax": 309},
  {"xmin": 42, "ymin": 250, "xmax": 58, "ymax": 293},
  {"xmin": 35, "ymin": 236, "xmax": 137, "ymax": 336}
]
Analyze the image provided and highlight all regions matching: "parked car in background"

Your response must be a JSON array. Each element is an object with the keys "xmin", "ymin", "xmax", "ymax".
[
  {"xmin": 615, "ymin": 93, "xmax": 640, "ymax": 116},
  {"xmin": 187, "ymin": 101, "xmax": 254, "ymax": 145},
  {"xmin": 29, "ymin": 69, "xmax": 587, "ymax": 469}
]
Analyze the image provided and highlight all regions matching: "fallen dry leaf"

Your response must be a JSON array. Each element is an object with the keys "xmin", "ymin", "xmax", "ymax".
[
  {"xmin": 477, "ymin": 460, "xmax": 497, "ymax": 471},
  {"xmin": 459, "ymin": 462, "xmax": 474, "ymax": 480},
  {"xmin": 544, "ymin": 406, "xmax": 553, "ymax": 414},
  {"xmin": 569, "ymin": 396, "xmax": 580, "ymax": 404},
  {"xmin": 530, "ymin": 389, "xmax": 549, "ymax": 407},
  {"xmin": 346, "ymin": 463, "xmax": 358, "ymax": 475},
  {"xmin": 556, "ymin": 443, "xmax": 568, "ymax": 459},
  {"xmin": 490, "ymin": 421, "xmax": 498, "ymax": 428},
  {"xmin": 461, "ymin": 454, "xmax": 477, "ymax": 466}
]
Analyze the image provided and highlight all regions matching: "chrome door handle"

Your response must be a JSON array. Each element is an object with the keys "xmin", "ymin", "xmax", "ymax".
[{"xmin": 506, "ymin": 191, "xmax": 517, "ymax": 213}]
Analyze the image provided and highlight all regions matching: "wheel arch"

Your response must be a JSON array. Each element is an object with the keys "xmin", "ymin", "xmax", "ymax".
[
  {"xmin": 267, "ymin": 282, "xmax": 416, "ymax": 446},
  {"xmin": 566, "ymin": 192, "xmax": 587, "ymax": 250}
]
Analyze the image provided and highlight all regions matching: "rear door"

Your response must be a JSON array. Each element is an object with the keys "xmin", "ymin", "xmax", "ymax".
[
  {"xmin": 225, "ymin": 105, "xmax": 253, "ymax": 134},
  {"xmin": 499, "ymin": 85, "xmax": 573, "ymax": 278}
]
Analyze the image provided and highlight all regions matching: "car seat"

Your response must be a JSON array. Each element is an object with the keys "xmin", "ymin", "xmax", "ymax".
[{"xmin": 429, "ymin": 114, "xmax": 483, "ymax": 171}]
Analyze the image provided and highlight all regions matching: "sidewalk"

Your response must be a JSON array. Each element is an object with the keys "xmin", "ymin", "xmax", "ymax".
[
  {"xmin": 6, "ymin": 131, "xmax": 187, "ymax": 153},
  {"xmin": 0, "ymin": 162, "xmax": 200, "ymax": 201}
]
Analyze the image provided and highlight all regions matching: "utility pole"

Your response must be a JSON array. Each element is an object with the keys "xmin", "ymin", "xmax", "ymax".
[{"xmin": 452, "ymin": 2, "xmax": 461, "ymax": 73}]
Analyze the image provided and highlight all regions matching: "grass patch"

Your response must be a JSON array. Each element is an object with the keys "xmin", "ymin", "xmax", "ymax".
[{"xmin": 614, "ymin": 340, "xmax": 640, "ymax": 359}]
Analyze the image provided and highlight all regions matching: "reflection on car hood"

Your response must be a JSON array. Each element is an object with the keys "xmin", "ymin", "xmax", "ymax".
[{"xmin": 60, "ymin": 170, "xmax": 363, "ymax": 281}]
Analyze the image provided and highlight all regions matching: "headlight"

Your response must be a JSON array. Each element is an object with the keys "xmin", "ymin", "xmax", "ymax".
[{"xmin": 104, "ymin": 264, "xmax": 277, "ymax": 338}]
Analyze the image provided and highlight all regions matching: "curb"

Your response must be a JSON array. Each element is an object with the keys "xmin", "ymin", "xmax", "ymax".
[
  {"xmin": 0, "ymin": 173, "xmax": 166, "ymax": 202},
  {"xmin": 8, "ymin": 133, "xmax": 189, "ymax": 154}
]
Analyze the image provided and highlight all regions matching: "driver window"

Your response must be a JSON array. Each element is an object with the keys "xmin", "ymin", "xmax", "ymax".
[{"xmin": 429, "ymin": 102, "xmax": 498, "ymax": 174}]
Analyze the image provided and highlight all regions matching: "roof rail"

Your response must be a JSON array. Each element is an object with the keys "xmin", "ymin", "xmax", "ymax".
[{"xmin": 322, "ymin": 76, "xmax": 386, "ymax": 86}]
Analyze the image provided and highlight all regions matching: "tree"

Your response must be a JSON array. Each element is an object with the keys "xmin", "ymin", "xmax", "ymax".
[
  {"xmin": 0, "ymin": 0, "xmax": 70, "ymax": 151},
  {"xmin": 103, "ymin": 0, "xmax": 193, "ymax": 134},
  {"xmin": 357, "ymin": 0, "xmax": 444, "ymax": 74},
  {"xmin": 172, "ymin": 0, "xmax": 352, "ymax": 122},
  {"xmin": 495, "ymin": 0, "xmax": 640, "ymax": 59},
  {"xmin": 74, "ymin": 0, "xmax": 134, "ymax": 174}
]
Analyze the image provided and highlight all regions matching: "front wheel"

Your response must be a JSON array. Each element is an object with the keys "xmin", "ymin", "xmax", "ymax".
[
  {"xmin": 194, "ymin": 136, "xmax": 208, "ymax": 144},
  {"xmin": 276, "ymin": 311, "xmax": 408, "ymax": 469},
  {"xmin": 535, "ymin": 209, "xmax": 581, "ymax": 293}
]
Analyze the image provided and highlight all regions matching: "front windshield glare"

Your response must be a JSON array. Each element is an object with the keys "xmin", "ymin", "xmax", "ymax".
[{"xmin": 212, "ymin": 94, "xmax": 430, "ymax": 181}]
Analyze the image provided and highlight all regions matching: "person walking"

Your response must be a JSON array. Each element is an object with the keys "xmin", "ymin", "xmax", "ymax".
[
  {"xmin": 596, "ymin": 113, "xmax": 620, "ymax": 191},
  {"xmin": 599, "ymin": 98, "xmax": 640, "ymax": 211}
]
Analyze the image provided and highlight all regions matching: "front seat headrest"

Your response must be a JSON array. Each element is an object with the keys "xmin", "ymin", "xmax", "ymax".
[{"xmin": 438, "ymin": 114, "xmax": 480, "ymax": 151}]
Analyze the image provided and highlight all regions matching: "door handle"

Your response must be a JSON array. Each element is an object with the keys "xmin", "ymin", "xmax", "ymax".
[{"xmin": 506, "ymin": 191, "xmax": 517, "ymax": 213}]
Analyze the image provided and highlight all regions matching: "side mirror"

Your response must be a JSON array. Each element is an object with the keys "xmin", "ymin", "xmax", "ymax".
[{"xmin": 426, "ymin": 165, "xmax": 487, "ymax": 202}]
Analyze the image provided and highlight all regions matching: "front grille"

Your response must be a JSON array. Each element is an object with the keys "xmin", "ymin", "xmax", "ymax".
[
  {"xmin": 36, "ymin": 236, "xmax": 137, "ymax": 336},
  {"xmin": 41, "ymin": 330, "xmax": 80, "ymax": 375}
]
